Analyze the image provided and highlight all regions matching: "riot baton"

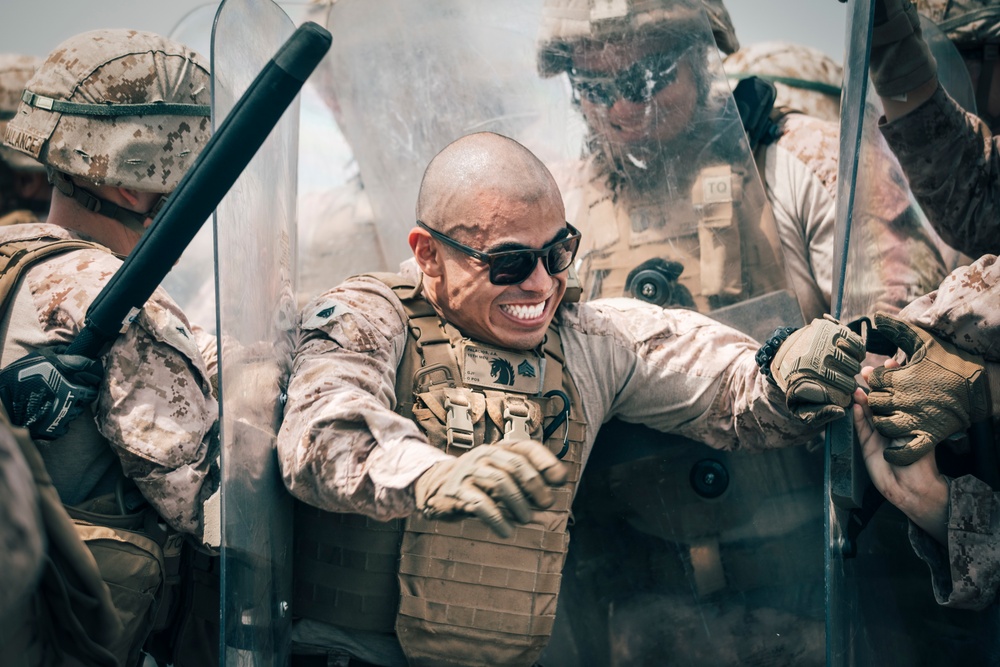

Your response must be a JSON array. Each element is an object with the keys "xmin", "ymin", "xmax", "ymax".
[{"xmin": 66, "ymin": 21, "xmax": 332, "ymax": 359}]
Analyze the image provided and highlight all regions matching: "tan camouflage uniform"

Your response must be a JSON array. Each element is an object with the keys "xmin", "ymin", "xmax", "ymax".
[
  {"xmin": 563, "ymin": 110, "xmax": 945, "ymax": 324},
  {"xmin": 278, "ymin": 260, "xmax": 820, "ymax": 519},
  {"xmin": 891, "ymin": 252, "xmax": 1000, "ymax": 609},
  {"xmin": 0, "ymin": 222, "xmax": 218, "ymax": 537},
  {"xmin": 880, "ymin": 84, "xmax": 1000, "ymax": 259}
]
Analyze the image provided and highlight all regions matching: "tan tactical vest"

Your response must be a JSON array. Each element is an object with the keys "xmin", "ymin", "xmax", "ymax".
[
  {"xmin": 0, "ymin": 237, "xmax": 186, "ymax": 667},
  {"xmin": 574, "ymin": 155, "xmax": 786, "ymax": 311},
  {"xmin": 293, "ymin": 274, "xmax": 587, "ymax": 667}
]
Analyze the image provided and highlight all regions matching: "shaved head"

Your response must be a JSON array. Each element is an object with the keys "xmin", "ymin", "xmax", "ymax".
[{"xmin": 416, "ymin": 132, "xmax": 563, "ymax": 237}]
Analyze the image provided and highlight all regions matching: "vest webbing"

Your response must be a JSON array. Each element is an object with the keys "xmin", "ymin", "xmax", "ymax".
[
  {"xmin": 292, "ymin": 274, "xmax": 586, "ymax": 666},
  {"xmin": 0, "ymin": 237, "xmax": 105, "ymax": 316}
]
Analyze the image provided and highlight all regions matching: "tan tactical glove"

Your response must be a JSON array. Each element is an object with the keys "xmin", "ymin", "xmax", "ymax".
[
  {"xmin": 770, "ymin": 315, "xmax": 866, "ymax": 425},
  {"xmin": 870, "ymin": 0, "xmax": 937, "ymax": 98},
  {"xmin": 413, "ymin": 440, "xmax": 568, "ymax": 538},
  {"xmin": 867, "ymin": 312, "xmax": 991, "ymax": 466}
]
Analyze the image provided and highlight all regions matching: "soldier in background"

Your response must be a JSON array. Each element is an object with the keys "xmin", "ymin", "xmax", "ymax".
[
  {"xmin": 534, "ymin": 0, "xmax": 948, "ymax": 663},
  {"xmin": 871, "ymin": 0, "xmax": 1000, "ymax": 258},
  {"xmin": 0, "ymin": 55, "xmax": 50, "ymax": 226},
  {"xmin": 832, "ymin": 0, "xmax": 1000, "ymax": 621}
]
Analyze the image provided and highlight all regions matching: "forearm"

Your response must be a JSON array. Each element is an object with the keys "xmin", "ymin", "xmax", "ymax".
[
  {"xmin": 881, "ymin": 85, "xmax": 1000, "ymax": 257},
  {"xmin": 277, "ymin": 339, "xmax": 449, "ymax": 520},
  {"xmin": 910, "ymin": 474, "xmax": 1000, "ymax": 609}
]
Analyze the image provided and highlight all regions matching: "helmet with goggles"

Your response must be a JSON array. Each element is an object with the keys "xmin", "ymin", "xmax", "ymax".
[{"xmin": 537, "ymin": 0, "xmax": 739, "ymax": 79}]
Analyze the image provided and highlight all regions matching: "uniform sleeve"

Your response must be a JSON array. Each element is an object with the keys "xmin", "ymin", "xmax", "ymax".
[
  {"xmin": 909, "ymin": 474, "xmax": 1000, "ymax": 610},
  {"xmin": 96, "ymin": 288, "xmax": 219, "ymax": 539},
  {"xmin": 880, "ymin": 84, "xmax": 1000, "ymax": 258},
  {"xmin": 560, "ymin": 299, "xmax": 822, "ymax": 453},
  {"xmin": 276, "ymin": 276, "xmax": 451, "ymax": 521},
  {"xmin": 896, "ymin": 254, "xmax": 1000, "ymax": 363}
]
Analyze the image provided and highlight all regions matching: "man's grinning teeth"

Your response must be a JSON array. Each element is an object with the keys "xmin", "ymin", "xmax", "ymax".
[{"xmin": 501, "ymin": 302, "xmax": 545, "ymax": 320}]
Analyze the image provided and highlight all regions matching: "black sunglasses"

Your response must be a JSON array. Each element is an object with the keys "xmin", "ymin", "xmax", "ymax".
[
  {"xmin": 569, "ymin": 48, "xmax": 690, "ymax": 107},
  {"xmin": 416, "ymin": 220, "xmax": 581, "ymax": 286}
]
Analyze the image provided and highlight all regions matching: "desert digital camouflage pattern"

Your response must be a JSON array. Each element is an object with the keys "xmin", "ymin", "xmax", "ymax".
[
  {"xmin": 3, "ymin": 30, "xmax": 210, "ymax": 193},
  {"xmin": 278, "ymin": 261, "xmax": 823, "ymax": 522},
  {"xmin": 0, "ymin": 223, "xmax": 218, "ymax": 537},
  {"xmin": 0, "ymin": 54, "xmax": 42, "ymax": 172},
  {"xmin": 881, "ymin": 84, "xmax": 1000, "ymax": 258},
  {"xmin": 914, "ymin": 0, "xmax": 1000, "ymax": 46},
  {"xmin": 724, "ymin": 41, "xmax": 843, "ymax": 122},
  {"xmin": 896, "ymin": 253, "xmax": 1000, "ymax": 610}
]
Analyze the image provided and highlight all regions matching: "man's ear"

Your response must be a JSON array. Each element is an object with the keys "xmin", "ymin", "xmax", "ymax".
[
  {"xmin": 410, "ymin": 227, "xmax": 443, "ymax": 277},
  {"xmin": 117, "ymin": 186, "xmax": 143, "ymax": 209}
]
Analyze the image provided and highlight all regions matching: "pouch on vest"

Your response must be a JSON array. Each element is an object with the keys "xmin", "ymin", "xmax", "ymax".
[{"xmin": 67, "ymin": 499, "xmax": 168, "ymax": 667}]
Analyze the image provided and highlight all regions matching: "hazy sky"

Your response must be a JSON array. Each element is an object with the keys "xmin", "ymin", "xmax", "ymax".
[{"xmin": 2, "ymin": 1, "xmax": 849, "ymax": 62}]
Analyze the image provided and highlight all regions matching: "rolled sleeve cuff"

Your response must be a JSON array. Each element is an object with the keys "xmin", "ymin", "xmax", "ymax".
[{"xmin": 909, "ymin": 475, "xmax": 1000, "ymax": 609}]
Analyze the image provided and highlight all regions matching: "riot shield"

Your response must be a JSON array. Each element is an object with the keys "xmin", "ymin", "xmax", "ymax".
[
  {"xmin": 171, "ymin": 2, "xmax": 373, "ymax": 314},
  {"xmin": 324, "ymin": 0, "xmax": 584, "ymax": 273},
  {"xmin": 211, "ymin": 0, "xmax": 299, "ymax": 664},
  {"xmin": 163, "ymin": 5, "xmax": 218, "ymax": 330},
  {"xmin": 828, "ymin": 1, "xmax": 997, "ymax": 665},
  {"xmin": 538, "ymin": 7, "xmax": 826, "ymax": 665}
]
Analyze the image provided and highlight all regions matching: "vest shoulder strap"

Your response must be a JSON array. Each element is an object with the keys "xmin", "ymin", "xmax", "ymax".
[{"xmin": 0, "ymin": 237, "xmax": 105, "ymax": 317}]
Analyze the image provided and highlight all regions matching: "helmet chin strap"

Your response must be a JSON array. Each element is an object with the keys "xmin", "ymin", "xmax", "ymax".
[{"xmin": 47, "ymin": 169, "xmax": 163, "ymax": 236}]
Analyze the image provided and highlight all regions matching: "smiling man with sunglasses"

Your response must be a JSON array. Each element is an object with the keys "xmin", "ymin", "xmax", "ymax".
[{"xmin": 276, "ymin": 131, "xmax": 864, "ymax": 667}]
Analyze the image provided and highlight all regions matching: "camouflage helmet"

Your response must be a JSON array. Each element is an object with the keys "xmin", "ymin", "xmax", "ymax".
[
  {"xmin": 724, "ymin": 41, "xmax": 843, "ymax": 122},
  {"xmin": 3, "ymin": 29, "xmax": 211, "ymax": 193},
  {"xmin": 0, "ymin": 54, "xmax": 43, "ymax": 172},
  {"xmin": 913, "ymin": 0, "xmax": 1000, "ymax": 48},
  {"xmin": 538, "ymin": 0, "xmax": 739, "ymax": 78}
]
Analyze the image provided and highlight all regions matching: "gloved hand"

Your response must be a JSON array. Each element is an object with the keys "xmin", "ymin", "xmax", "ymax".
[
  {"xmin": 0, "ymin": 346, "xmax": 104, "ymax": 440},
  {"xmin": 867, "ymin": 312, "xmax": 991, "ymax": 465},
  {"xmin": 413, "ymin": 440, "xmax": 568, "ymax": 538},
  {"xmin": 770, "ymin": 315, "xmax": 865, "ymax": 425},
  {"xmin": 870, "ymin": 0, "xmax": 937, "ymax": 98}
]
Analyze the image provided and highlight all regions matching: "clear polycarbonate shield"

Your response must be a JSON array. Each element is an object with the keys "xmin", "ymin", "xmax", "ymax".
[
  {"xmin": 534, "ymin": 5, "xmax": 822, "ymax": 666},
  {"xmin": 211, "ymin": 0, "xmax": 299, "ymax": 664},
  {"xmin": 281, "ymin": 2, "xmax": 391, "ymax": 307},
  {"xmin": 171, "ymin": 2, "xmax": 369, "ymax": 313},
  {"xmin": 163, "ymin": 4, "xmax": 219, "ymax": 331},
  {"xmin": 542, "ymin": 5, "xmax": 804, "ymax": 340},
  {"xmin": 829, "ymin": 1, "xmax": 995, "ymax": 664},
  {"xmin": 922, "ymin": 14, "xmax": 977, "ymax": 115},
  {"xmin": 324, "ymin": 0, "xmax": 585, "ymax": 277}
]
